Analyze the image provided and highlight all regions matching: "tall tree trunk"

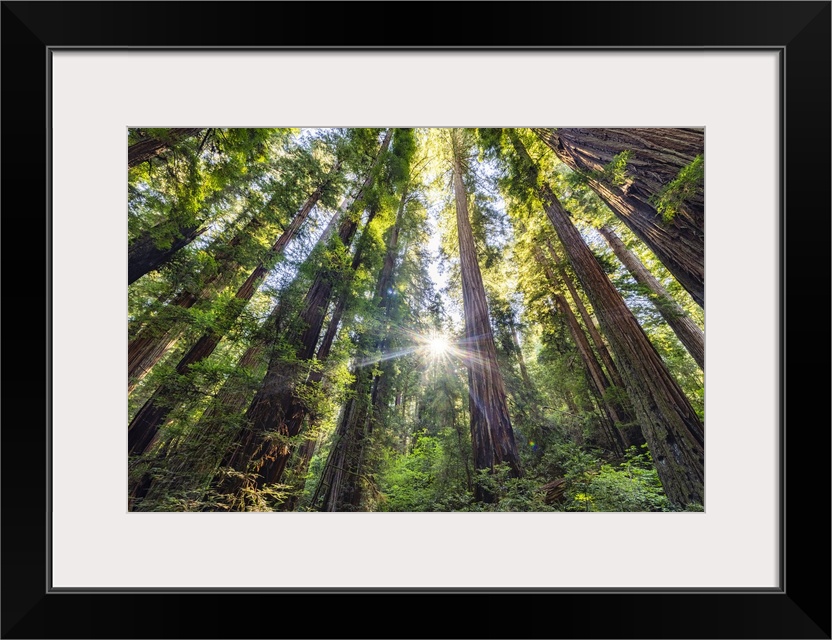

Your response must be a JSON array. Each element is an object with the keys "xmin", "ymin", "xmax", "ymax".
[
  {"xmin": 534, "ymin": 128, "xmax": 704, "ymax": 308},
  {"xmin": 254, "ymin": 188, "xmax": 386, "ymax": 491},
  {"xmin": 554, "ymin": 294, "xmax": 626, "ymax": 457},
  {"xmin": 545, "ymin": 239, "xmax": 626, "ymax": 391},
  {"xmin": 314, "ymin": 370, "xmax": 372, "ymax": 512},
  {"xmin": 258, "ymin": 162, "xmax": 403, "ymax": 494},
  {"xmin": 256, "ymin": 292, "xmax": 349, "ymax": 489},
  {"xmin": 128, "ymin": 216, "xmax": 265, "ymax": 391},
  {"xmin": 215, "ymin": 130, "xmax": 393, "ymax": 506},
  {"xmin": 452, "ymin": 132, "xmax": 521, "ymax": 502},
  {"xmin": 542, "ymin": 241, "xmax": 645, "ymax": 448},
  {"xmin": 533, "ymin": 240, "xmax": 631, "ymax": 453},
  {"xmin": 129, "ymin": 300, "xmax": 290, "ymax": 510},
  {"xmin": 599, "ymin": 225, "xmax": 704, "ymax": 370},
  {"xmin": 128, "ymin": 128, "xmax": 205, "ymax": 168},
  {"xmin": 127, "ymin": 182, "xmax": 344, "ymax": 456},
  {"xmin": 510, "ymin": 132, "xmax": 704, "ymax": 506}
]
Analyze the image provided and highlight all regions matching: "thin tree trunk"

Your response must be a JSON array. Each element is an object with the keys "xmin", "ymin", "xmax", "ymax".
[
  {"xmin": 534, "ymin": 128, "xmax": 704, "ymax": 308},
  {"xmin": 452, "ymin": 132, "xmax": 521, "ymax": 501},
  {"xmin": 451, "ymin": 395, "xmax": 474, "ymax": 492},
  {"xmin": 128, "ymin": 128, "xmax": 204, "ymax": 168},
  {"xmin": 599, "ymin": 225, "xmax": 704, "ymax": 370},
  {"xmin": 588, "ymin": 392, "xmax": 624, "ymax": 456},
  {"xmin": 545, "ymin": 239, "xmax": 626, "ymax": 391},
  {"xmin": 510, "ymin": 132, "xmax": 704, "ymax": 506},
  {"xmin": 554, "ymin": 294, "xmax": 626, "ymax": 457},
  {"xmin": 563, "ymin": 389, "xmax": 580, "ymax": 415},
  {"xmin": 510, "ymin": 323, "xmax": 532, "ymax": 387},
  {"xmin": 533, "ymin": 243, "xmax": 643, "ymax": 448},
  {"xmin": 280, "ymin": 433, "xmax": 319, "ymax": 511}
]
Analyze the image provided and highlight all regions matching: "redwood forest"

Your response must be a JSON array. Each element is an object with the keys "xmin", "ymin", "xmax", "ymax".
[{"xmin": 127, "ymin": 127, "xmax": 705, "ymax": 512}]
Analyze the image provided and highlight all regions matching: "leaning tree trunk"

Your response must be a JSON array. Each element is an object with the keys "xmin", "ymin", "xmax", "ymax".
[
  {"xmin": 128, "ymin": 170, "xmax": 252, "ymax": 285},
  {"xmin": 538, "ymin": 128, "xmax": 704, "ymax": 210},
  {"xmin": 599, "ymin": 225, "xmax": 704, "ymax": 370},
  {"xmin": 129, "ymin": 299, "xmax": 291, "ymax": 510},
  {"xmin": 214, "ymin": 131, "xmax": 392, "ymax": 505},
  {"xmin": 533, "ymin": 242, "xmax": 632, "ymax": 452},
  {"xmin": 546, "ymin": 190, "xmax": 704, "ymax": 505},
  {"xmin": 128, "ymin": 222, "xmax": 207, "ymax": 285},
  {"xmin": 510, "ymin": 132, "xmax": 704, "ymax": 507},
  {"xmin": 256, "ymin": 292, "xmax": 349, "ymax": 490},
  {"xmin": 253, "ymin": 165, "xmax": 397, "ymax": 493},
  {"xmin": 127, "ymin": 188, "xmax": 345, "ymax": 456},
  {"xmin": 545, "ymin": 240, "xmax": 626, "ymax": 390},
  {"xmin": 128, "ymin": 216, "xmax": 264, "ymax": 391},
  {"xmin": 554, "ymin": 293, "xmax": 626, "ymax": 457},
  {"xmin": 128, "ymin": 165, "xmax": 341, "ymax": 389},
  {"xmin": 452, "ymin": 133, "xmax": 521, "ymax": 501},
  {"xmin": 252, "ymin": 189, "xmax": 387, "ymax": 492},
  {"xmin": 533, "ymin": 128, "xmax": 704, "ymax": 308},
  {"xmin": 542, "ymin": 241, "xmax": 645, "ymax": 447},
  {"xmin": 128, "ymin": 128, "xmax": 205, "ymax": 168}
]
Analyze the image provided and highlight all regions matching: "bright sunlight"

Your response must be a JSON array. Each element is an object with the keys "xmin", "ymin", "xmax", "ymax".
[{"xmin": 427, "ymin": 334, "xmax": 449, "ymax": 357}]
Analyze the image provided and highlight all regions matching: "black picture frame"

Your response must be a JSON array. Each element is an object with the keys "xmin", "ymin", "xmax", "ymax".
[{"xmin": 2, "ymin": 2, "xmax": 829, "ymax": 638}]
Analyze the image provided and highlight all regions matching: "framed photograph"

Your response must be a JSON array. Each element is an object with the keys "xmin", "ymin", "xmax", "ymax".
[{"xmin": 3, "ymin": 2, "xmax": 829, "ymax": 638}]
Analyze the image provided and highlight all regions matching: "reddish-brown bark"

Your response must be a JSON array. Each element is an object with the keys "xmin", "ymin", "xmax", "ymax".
[
  {"xmin": 452, "ymin": 133, "xmax": 521, "ymax": 500},
  {"xmin": 510, "ymin": 132, "xmax": 704, "ymax": 506},
  {"xmin": 214, "ymin": 131, "xmax": 393, "ymax": 507},
  {"xmin": 534, "ymin": 128, "xmax": 704, "ymax": 308},
  {"xmin": 599, "ymin": 225, "xmax": 704, "ymax": 370},
  {"xmin": 127, "ymin": 172, "xmax": 343, "ymax": 455}
]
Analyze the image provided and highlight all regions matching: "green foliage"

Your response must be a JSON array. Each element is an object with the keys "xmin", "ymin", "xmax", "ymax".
[
  {"xmin": 388, "ymin": 128, "xmax": 417, "ymax": 187},
  {"xmin": 591, "ymin": 246, "xmax": 619, "ymax": 275},
  {"xmin": 566, "ymin": 150, "xmax": 632, "ymax": 188},
  {"xmin": 378, "ymin": 431, "xmax": 444, "ymax": 512},
  {"xmin": 598, "ymin": 149, "xmax": 632, "ymax": 186},
  {"xmin": 650, "ymin": 155, "xmax": 704, "ymax": 222},
  {"xmin": 475, "ymin": 128, "xmax": 504, "ymax": 159},
  {"xmin": 564, "ymin": 445, "xmax": 671, "ymax": 512},
  {"xmin": 467, "ymin": 465, "xmax": 557, "ymax": 512}
]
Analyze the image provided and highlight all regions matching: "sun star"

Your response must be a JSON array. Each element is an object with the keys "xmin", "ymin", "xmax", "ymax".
[{"xmin": 427, "ymin": 335, "xmax": 449, "ymax": 357}]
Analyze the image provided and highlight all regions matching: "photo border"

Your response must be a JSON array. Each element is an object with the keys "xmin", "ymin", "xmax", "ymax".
[{"xmin": 2, "ymin": 2, "xmax": 829, "ymax": 638}]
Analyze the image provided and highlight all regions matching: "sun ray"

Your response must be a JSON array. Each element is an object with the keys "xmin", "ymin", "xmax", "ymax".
[{"xmin": 354, "ymin": 346, "xmax": 420, "ymax": 368}]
